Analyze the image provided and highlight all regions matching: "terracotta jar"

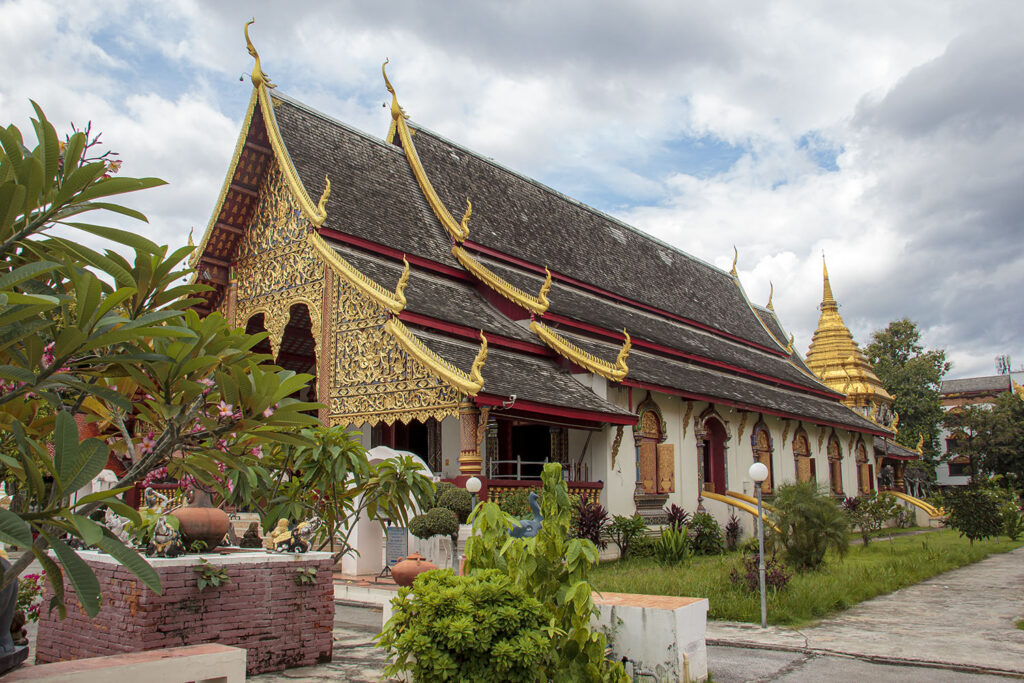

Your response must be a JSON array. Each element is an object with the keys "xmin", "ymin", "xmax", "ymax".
[
  {"xmin": 391, "ymin": 553, "xmax": 437, "ymax": 587},
  {"xmin": 170, "ymin": 489, "xmax": 230, "ymax": 552}
]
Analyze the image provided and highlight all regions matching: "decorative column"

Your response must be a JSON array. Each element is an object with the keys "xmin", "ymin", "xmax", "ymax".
[
  {"xmin": 458, "ymin": 398, "xmax": 482, "ymax": 476},
  {"xmin": 225, "ymin": 273, "xmax": 238, "ymax": 327},
  {"xmin": 694, "ymin": 422, "xmax": 707, "ymax": 513}
]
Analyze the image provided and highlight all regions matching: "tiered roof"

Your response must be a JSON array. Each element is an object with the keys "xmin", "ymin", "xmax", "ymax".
[{"xmin": 193, "ymin": 36, "xmax": 887, "ymax": 436}]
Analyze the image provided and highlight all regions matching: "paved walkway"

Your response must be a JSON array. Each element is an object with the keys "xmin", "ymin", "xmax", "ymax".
[{"xmin": 708, "ymin": 545, "xmax": 1024, "ymax": 678}]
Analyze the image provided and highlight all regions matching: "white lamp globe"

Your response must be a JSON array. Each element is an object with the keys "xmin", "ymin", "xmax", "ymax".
[
  {"xmin": 465, "ymin": 476, "xmax": 482, "ymax": 494},
  {"xmin": 748, "ymin": 462, "xmax": 769, "ymax": 483}
]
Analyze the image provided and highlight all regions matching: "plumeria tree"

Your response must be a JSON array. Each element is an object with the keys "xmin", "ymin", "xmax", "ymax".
[{"xmin": 0, "ymin": 103, "xmax": 320, "ymax": 616}]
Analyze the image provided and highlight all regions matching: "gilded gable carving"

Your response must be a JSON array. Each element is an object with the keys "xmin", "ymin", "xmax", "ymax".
[
  {"xmin": 327, "ymin": 277, "xmax": 461, "ymax": 426},
  {"xmin": 234, "ymin": 162, "xmax": 324, "ymax": 362}
]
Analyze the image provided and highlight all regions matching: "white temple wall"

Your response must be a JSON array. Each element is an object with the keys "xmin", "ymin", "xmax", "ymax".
[{"xmin": 440, "ymin": 415, "xmax": 461, "ymax": 479}]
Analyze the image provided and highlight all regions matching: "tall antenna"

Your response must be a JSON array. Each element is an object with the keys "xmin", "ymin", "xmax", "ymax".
[{"xmin": 996, "ymin": 354, "xmax": 1011, "ymax": 375}]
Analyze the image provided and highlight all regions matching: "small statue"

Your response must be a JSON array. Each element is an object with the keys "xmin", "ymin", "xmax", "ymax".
[
  {"xmin": 144, "ymin": 486, "xmax": 169, "ymax": 513},
  {"xmin": 104, "ymin": 508, "xmax": 130, "ymax": 545},
  {"xmin": 146, "ymin": 517, "xmax": 184, "ymax": 558},
  {"xmin": 239, "ymin": 522, "xmax": 263, "ymax": 548},
  {"xmin": 509, "ymin": 491, "xmax": 543, "ymax": 538},
  {"xmin": 264, "ymin": 517, "xmax": 321, "ymax": 553},
  {"xmin": 881, "ymin": 464, "xmax": 896, "ymax": 490}
]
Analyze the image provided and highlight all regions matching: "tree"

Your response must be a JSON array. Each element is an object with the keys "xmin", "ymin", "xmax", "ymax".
[
  {"xmin": 770, "ymin": 482, "xmax": 848, "ymax": 570},
  {"xmin": 977, "ymin": 392, "xmax": 1024, "ymax": 483},
  {"xmin": 941, "ymin": 403, "xmax": 989, "ymax": 480},
  {"xmin": 865, "ymin": 318, "xmax": 950, "ymax": 461},
  {"xmin": 0, "ymin": 104, "xmax": 320, "ymax": 615}
]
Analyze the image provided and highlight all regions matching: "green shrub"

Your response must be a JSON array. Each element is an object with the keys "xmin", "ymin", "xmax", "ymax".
[
  {"xmin": 1003, "ymin": 503, "xmax": 1024, "ymax": 541},
  {"xmin": 654, "ymin": 526, "xmax": 691, "ymax": 564},
  {"xmin": 379, "ymin": 569, "xmax": 549, "ymax": 682},
  {"xmin": 573, "ymin": 496, "xmax": 609, "ymax": 549},
  {"xmin": 630, "ymin": 534, "xmax": 658, "ymax": 559},
  {"xmin": 945, "ymin": 485, "xmax": 1004, "ymax": 544},
  {"xmin": 432, "ymin": 481, "xmax": 455, "ymax": 506},
  {"xmin": 408, "ymin": 507, "xmax": 459, "ymax": 540},
  {"xmin": 463, "ymin": 464, "xmax": 628, "ymax": 682},
  {"xmin": 607, "ymin": 515, "xmax": 647, "ymax": 562},
  {"xmin": 689, "ymin": 512, "xmax": 725, "ymax": 555},
  {"xmin": 725, "ymin": 512, "xmax": 743, "ymax": 551},
  {"xmin": 437, "ymin": 487, "xmax": 473, "ymax": 524},
  {"xmin": 770, "ymin": 482, "xmax": 848, "ymax": 570},
  {"xmin": 843, "ymin": 492, "xmax": 900, "ymax": 546},
  {"xmin": 497, "ymin": 489, "xmax": 532, "ymax": 518}
]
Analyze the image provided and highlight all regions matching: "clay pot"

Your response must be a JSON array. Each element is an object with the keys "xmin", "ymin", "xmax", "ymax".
[
  {"xmin": 170, "ymin": 490, "xmax": 230, "ymax": 552},
  {"xmin": 391, "ymin": 553, "xmax": 437, "ymax": 587}
]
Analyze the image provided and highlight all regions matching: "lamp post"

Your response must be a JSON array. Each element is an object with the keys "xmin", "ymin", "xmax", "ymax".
[
  {"xmin": 465, "ymin": 476, "xmax": 482, "ymax": 508},
  {"xmin": 748, "ymin": 462, "xmax": 769, "ymax": 629}
]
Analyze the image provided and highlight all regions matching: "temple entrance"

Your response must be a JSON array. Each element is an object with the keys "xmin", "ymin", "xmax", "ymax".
[
  {"xmin": 485, "ymin": 420, "xmax": 568, "ymax": 480},
  {"xmin": 370, "ymin": 419, "xmax": 440, "ymax": 466},
  {"xmin": 701, "ymin": 418, "xmax": 728, "ymax": 495}
]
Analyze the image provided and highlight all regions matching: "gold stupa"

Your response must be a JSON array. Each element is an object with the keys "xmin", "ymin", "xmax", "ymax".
[{"xmin": 805, "ymin": 259, "xmax": 895, "ymax": 426}]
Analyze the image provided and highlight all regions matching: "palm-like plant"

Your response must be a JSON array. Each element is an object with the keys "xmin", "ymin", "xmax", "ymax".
[{"xmin": 769, "ymin": 482, "xmax": 848, "ymax": 570}]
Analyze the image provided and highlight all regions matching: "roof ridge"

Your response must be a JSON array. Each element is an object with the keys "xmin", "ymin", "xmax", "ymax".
[
  {"xmin": 270, "ymin": 90, "xmax": 406, "ymax": 158},
  {"xmin": 406, "ymin": 122, "xmax": 733, "ymax": 280}
]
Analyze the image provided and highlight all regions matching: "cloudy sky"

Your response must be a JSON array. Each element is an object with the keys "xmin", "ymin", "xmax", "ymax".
[{"xmin": 2, "ymin": 0, "xmax": 1022, "ymax": 380}]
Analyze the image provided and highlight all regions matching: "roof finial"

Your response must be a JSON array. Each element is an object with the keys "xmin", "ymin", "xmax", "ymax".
[
  {"xmin": 469, "ymin": 331, "xmax": 489, "ymax": 388},
  {"xmin": 244, "ymin": 19, "xmax": 275, "ymax": 89},
  {"xmin": 458, "ymin": 198, "xmax": 472, "ymax": 240},
  {"xmin": 537, "ymin": 267, "xmax": 553, "ymax": 310},
  {"xmin": 382, "ymin": 59, "xmax": 407, "ymax": 121},
  {"xmin": 187, "ymin": 227, "xmax": 195, "ymax": 248},
  {"xmin": 821, "ymin": 253, "xmax": 837, "ymax": 309},
  {"xmin": 766, "ymin": 281, "xmax": 774, "ymax": 311},
  {"xmin": 393, "ymin": 256, "xmax": 410, "ymax": 311},
  {"xmin": 614, "ymin": 329, "xmax": 632, "ymax": 380},
  {"xmin": 786, "ymin": 333, "xmax": 794, "ymax": 354},
  {"xmin": 730, "ymin": 245, "xmax": 738, "ymax": 277},
  {"xmin": 317, "ymin": 175, "xmax": 331, "ymax": 215}
]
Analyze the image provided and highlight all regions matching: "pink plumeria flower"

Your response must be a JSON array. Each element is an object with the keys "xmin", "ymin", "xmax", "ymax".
[
  {"xmin": 262, "ymin": 405, "xmax": 275, "ymax": 418},
  {"xmin": 250, "ymin": 445, "xmax": 263, "ymax": 459},
  {"xmin": 217, "ymin": 401, "xmax": 233, "ymax": 418},
  {"xmin": 138, "ymin": 431, "xmax": 157, "ymax": 456}
]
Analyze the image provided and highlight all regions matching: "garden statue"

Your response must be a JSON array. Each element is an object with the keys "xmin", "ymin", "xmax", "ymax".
[
  {"xmin": 239, "ymin": 522, "xmax": 263, "ymax": 548},
  {"xmin": 144, "ymin": 486, "xmax": 170, "ymax": 513},
  {"xmin": 264, "ymin": 517, "xmax": 321, "ymax": 553},
  {"xmin": 146, "ymin": 517, "xmax": 185, "ymax": 558},
  {"xmin": 0, "ymin": 559, "xmax": 28, "ymax": 674},
  {"xmin": 509, "ymin": 491, "xmax": 543, "ymax": 538},
  {"xmin": 104, "ymin": 508, "xmax": 131, "ymax": 545}
]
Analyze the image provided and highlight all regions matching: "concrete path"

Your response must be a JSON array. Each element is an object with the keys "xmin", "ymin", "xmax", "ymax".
[{"xmin": 708, "ymin": 545, "xmax": 1024, "ymax": 678}]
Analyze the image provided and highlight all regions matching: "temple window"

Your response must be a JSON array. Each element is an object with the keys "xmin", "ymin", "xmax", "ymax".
[
  {"xmin": 793, "ymin": 429, "xmax": 814, "ymax": 483},
  {"xmin": 751, "ymin": 420, "xmax": 774, "ymax": 495},
  {"xmin": 855, "ymin": 440, "xmax": 872, "ymax": 494},
  {"xmin": 827, "ymin": 434, "xmax": 843, "ymax": 496},
  {"xmin": 635, "ymin": 397, "xmax": 673, "ymax": 494}
]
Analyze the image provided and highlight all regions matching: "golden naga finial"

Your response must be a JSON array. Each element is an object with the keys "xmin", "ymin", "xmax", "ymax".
[
  {"xmin": 537, "ymin": 267, "xmax": 553, "ymax": 309},
  {"xmin": 187, "ymin": 227, "xmax": 195, "ymax": 248},
  {"xmin": 612, "ymin": 329, "xmax": 632, "ymax": 380},
  {"xmin": 244, "ymin": 19, "xmax": 275, "ymax": 90},
  {"xmin": 458, "ymin": 198, "xmax": 472, "ymax": 240},
  {"xmin": 469, "ymin": 330, "xmax": 488, "ymax": 387},
  {"xmin": 766, "ymin": 281, "xmax": 774, "ymax": 311},
  {"xmin": 891, "ymin": 411, "xmax": 900, "ymax": 433},
  {"xmin": 786, "ymin": 333, "xmax": 794, "ymax": 354},
  {"xmin": 394, "ymin": 256, "xmax": 410, "ymax": 311},
  {"xmin": 730, "ymin": 245, "xmax": 738, "ymax": 277},
  {"xmin": 914, "ymin": 434, "xmax": 924, "ymax": 454},
  {"xmin": 382, "ymin": 59, "xmax": 407, "ymax": 121},
  {"xmin": 868, "ymin": 403, "xmax": 880, "ymax": 424},
  {"xmin": 317, "ymin": 175, "xmax": 331, "ymax": 215}
]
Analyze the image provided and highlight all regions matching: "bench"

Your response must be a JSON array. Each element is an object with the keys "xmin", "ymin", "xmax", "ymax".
[{"xmin": 6, "ymin": 643, "xmax": 246, "ymax": 683}]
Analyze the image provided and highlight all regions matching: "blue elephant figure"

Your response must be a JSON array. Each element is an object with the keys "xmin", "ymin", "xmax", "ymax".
[{"xmin": 509, "ymin": 491, "xmax": 543, "ymax": 538}]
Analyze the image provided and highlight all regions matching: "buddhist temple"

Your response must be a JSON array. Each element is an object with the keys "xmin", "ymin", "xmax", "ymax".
[{"xmin": 190, "ymin": 26, "xmax": 897, "ymax": 560}]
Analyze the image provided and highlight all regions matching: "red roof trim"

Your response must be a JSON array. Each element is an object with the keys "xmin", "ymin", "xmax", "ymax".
[
  {"xmin": 317, "ymin": 226, "xmax": 474, "ymax": 283},
  {"xmin": 474, "ymin": 394, "xmax": 637, "ymax": 426},
  {"xmin": 397, "ymin": 311, "xmax": 549, "ymax": 355},
  {"xmin": 543, "ymin": 313, "xmax": 841, "ymax": 400},
  {"xmin": 461, "ymin": 240, "xmax": 787, "ymax": 356},
  {"xmin": 622, "ymin": 379, "xmax": 889, "ymax": 437}
]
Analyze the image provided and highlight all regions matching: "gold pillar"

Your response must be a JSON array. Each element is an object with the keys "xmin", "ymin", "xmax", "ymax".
[
  {"xmin": 226, "ymin": 275, "xmax": 238, "ymax": 327},
  {"xmin": 459, "ymin": 398, "xmax": 482, "ymax": 476}
]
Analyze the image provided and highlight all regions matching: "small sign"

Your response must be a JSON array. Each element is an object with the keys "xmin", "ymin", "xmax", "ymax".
[{"xmin": 386, "ymin": 526, "xmax": 408, "ymax": 567}]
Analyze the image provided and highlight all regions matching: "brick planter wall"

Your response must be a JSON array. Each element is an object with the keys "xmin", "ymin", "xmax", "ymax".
[{"xmin": 35, "ymin": 551, "xmax": 334, "ymax": 675}]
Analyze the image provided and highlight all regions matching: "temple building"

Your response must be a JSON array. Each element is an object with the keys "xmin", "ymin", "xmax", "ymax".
[
  {"xmin": 190, "ymin": 27, "xmax": 892, "ymax": 536},
  {"xmin": 804, "ymin": 260, "xmax": 915, "ymax": 492}
]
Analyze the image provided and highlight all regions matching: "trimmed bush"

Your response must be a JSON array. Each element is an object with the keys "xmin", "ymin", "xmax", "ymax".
[
  {"xmin": 437, "ymin": 487, "xmax": 473, "ymax": 524},
  {"xmin": 497, "ymin": 489, "xmax": 532, "ymax": 518},
  {"xmin": 408, "ymin": 507, "xmax": 459, "ymax": 540}
]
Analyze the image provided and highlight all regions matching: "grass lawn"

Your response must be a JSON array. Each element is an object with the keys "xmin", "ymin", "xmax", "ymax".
[{"xmin": 592, "ymin": 529, "xmax": 1023, "ymax": 627}]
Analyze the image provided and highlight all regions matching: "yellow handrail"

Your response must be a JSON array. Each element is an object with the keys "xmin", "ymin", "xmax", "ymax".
[
  {"xmin": 701, "ymin": 491, "xmax": 780, "ymax": 533},
  {"xmin": 725, "ymin": 490, "xmax": 777, "ymax": 512},
  {"xmin": 888, "ymin": 491, "xmax": 944, "ymax": 518}
]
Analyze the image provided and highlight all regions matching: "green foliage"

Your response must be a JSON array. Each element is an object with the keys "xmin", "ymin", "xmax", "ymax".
[
  {"xmin": 865, "ymin": 318, "xmax": 950, "ymax": 460},
  {"xmin": 654, "ymin": 525, "xmax": 691, "ymax": 564},
  {"xmin": 1003, "ymin": 503, "xmax": 1024, "ymax": 542},
  {"xmin": 689, "ymin": 512, "xmax": 725, "ymax": 555},
  {"xmin": 462, "ymin": 463, "xmax": 628, "ymax": 682},
  {"xmin": 944, "ymin": 485, "xmax": 1004, "ymax": 544},
  {"xmin": 436, "ymin": 486, "xmax": 473, "ymax": 524},
  {"xmin": 194, "ymin": 558, "xmax": 230, "ymax": 591},
  {"xmin": 943, "ymin": 392, "xmax": 1024, "ymax": 482},
  {"xmin": 126, "ymin": 508, "xmax": 179, "ymax": 547},
  {"xmin": 379, "ymin": 569, "xmax": 550, "ymax": 682},
  {"xmin": 770, "ymin": 482, "xmax": 849, "ymax": 570},
  {"xmin": 293, "ymin": 567, "xmax": 318, "ymax": 586},
  {"xmin": 408, "ymin": 506, "xmax": 459, "ymax": 540},
  {"xmin": 629, "ymin": 534, "xmax": 657, "ymax": 559},
  {"xmin": 843, "ymin": 492, "xmax": 900, "ymax": 546},
  {"xmin": 593, "ymin": 529, "xmax": 1023, "ymax": 626},
  {"xmin": 0, "ymin": 103, "xmax": 323, "ymax": 617},
  {"xmin": 497, "ymin": 488, "xmax": 532, "ymax": 518},
  {"xmin": 573, "ymin": 495, "xmax": 609, "ymax": 549},
  {"xmin": 607, "ymin": 514, "xmax": 647, "ymax": 562},
  {"xmin": 188, "ymin": 540, "xmax": 208, "ymax": 554}
]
